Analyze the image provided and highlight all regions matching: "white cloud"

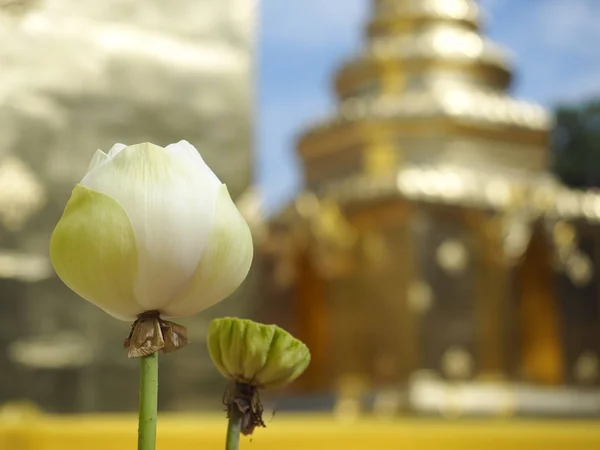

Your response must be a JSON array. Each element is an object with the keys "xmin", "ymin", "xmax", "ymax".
[
  {"xmin": 479, "ymin": 0, "xmax": 505, "ymax": 14},
  {"xmin": 525, "ymin": 0, "xmax": 600, "ymax": 104},
  {"xmin": 534, "ymin": 0, "xmax": 600, "ymax": 56},
  {"xmin": 258, "ymin": 0, "xmax": 369, "ymax": 210},
  {"xmin": 482, "ymin": 0, "xmax": 600, "ymax": 105},
  {"xmin": 261, "ymin": 0, "xmax": 368, "ymax": 49},
  {"xmin": 551, "ymin": 72, "xmax": 600, "ymax": 105},
  {"xmin": 258, "ymin": 93, "xmax": 333, "ymax": 210}
]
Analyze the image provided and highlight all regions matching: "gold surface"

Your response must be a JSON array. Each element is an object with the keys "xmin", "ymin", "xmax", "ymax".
[
  {"xmin": 369, "ymin": 0, "xmax": 480, "ymax": 32},
  {"xmin": 0, "ymin": 0, "xmax": 257, "ymax": 413},
  {"xmin": 1, "ymin": 412, "xmax": 600, "ymax": 450},
  {"xmin": 334, "ymin": 56, "xmax": 512, "ymax": 99},
  {"xmin": 298, "ymin": 120, "xmax": 546, "ymax": 166}
]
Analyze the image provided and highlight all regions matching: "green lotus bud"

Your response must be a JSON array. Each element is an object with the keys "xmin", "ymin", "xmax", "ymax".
[
  {"xmin": 207, "ymin": 317, "xmax": 311, "ymax": 437},
  {"xmin": 207, "ymin": 317, "xmax": 310, "ymax": 389}
]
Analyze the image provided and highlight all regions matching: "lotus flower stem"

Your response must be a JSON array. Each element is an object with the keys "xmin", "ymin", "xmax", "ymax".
[
  {"xmin": 138, "ymin": 352, "xmax": 159, "ymax": 450},
  {"xmin": 225, "ymin": 406, "xmax": 242, "ymax": 450}
]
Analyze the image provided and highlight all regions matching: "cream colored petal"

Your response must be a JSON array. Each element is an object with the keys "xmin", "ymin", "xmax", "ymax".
[
  {"xmin": 165, "ymin": 140, "xmax": 222, "ymax": 187},
  {"xmin": 85, "ymin": 143, "xmax": 126, "ymax": 177},
  {"xmin": 162, "ymin": 185, "xmax": 253, "ymax": 318},
  {"xmin": 87, "ymin": 150, "xmax": 108, "ymax": 171},
  {"xmin": 50, "ymin": 184, "xmax": 141, "ymax": 321},
  {"xmin": 80, "ymin": 142, "xmax": 220, "ymax": 311},
  {"xmin": 107, "ymin": 143, "xmax": 127, "ymax": 158}
]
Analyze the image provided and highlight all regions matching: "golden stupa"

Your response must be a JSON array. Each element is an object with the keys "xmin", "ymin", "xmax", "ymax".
[{"xmin": 257, "ymin": 0, "xmax": 600, "ymax": 418}]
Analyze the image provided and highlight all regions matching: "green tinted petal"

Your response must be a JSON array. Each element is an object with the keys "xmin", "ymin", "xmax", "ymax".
[
  {"xmin": 242, "ymin": 321, "xmax": 276, "ymax": 382},
  {"xmin": 49, "ymin": 184, "xmax": 140, "ymax": 321},
  {"xmin": 262, "ymin": 338, "xmax": 311, "ymax": 388},
  {"xmin": 254, "ymin": 327, "xmax": 311, "ymax": 388},
  {"xmin": 206, "ymin": 317, "xmax": 310, "ymax": 388},
  {"xmin": 207, "ymin": 319, "xmax": 231, "ymax": 378},
  {"xmin": 208, "ymin": 318, "xmax": 274, "ymax": 382},
  {"xmin": 219, "ymin": 319, "xmax": 237, "ymax": 377},
  {"xmin": 226, "ymin": 318, "xmax": 247, "ymax": 378}
]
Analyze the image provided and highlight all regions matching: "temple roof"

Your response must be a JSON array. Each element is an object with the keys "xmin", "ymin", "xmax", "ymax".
[
  {"xmin": 320, "ymin": 165, "xmax": 600, "ymax": 223},
  {"xmin": 302, "ymin": 86, "xmax": 550, "ymax": 137},
  {"xmin": 371, "ymin": 0, "xmax": 480, "ymax": 23},
  {"xmin": 366, "ymin": 28, "xmax": 510, "ymax": 67}
]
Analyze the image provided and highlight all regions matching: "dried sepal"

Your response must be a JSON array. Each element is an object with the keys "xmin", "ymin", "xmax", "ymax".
[
  {"xmin": 160, "ymin": 320, "xmax": 190, "ymax": 354},
  {"xmin": 124, "ymin": 310, "xmax": 189, "ymax": 358},
  {"xmin": 224, "ymin": 382, "xmax": 266, "ymax": 436}
]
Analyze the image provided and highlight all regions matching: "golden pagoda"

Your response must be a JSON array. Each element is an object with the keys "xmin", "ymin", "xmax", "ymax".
[{"xmin": 258, "ymin": 0, "xmax": 600, "ymax": 417}]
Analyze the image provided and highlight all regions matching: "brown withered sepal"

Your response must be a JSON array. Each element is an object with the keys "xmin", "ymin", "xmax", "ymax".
[
  {"xmin": 223, "ymin": 381, "xmax": 266, "ymax": 436},
  {"xmin": 124, "ymin": 310, "xmax": 189, "ymax": 358}
]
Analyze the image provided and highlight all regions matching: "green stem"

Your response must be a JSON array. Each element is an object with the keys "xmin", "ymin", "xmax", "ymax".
[
  {"xmin": 138, "ymin": 352, "xmax": 159, "ymax": 450},
  {"xmin": 225, "ymin": 407, "xmax": 242, "ymax": 450}
]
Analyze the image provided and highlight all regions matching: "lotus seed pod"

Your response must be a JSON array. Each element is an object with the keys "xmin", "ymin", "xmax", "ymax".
[{"xmin": 207, "ymin": 317, "xmax": 310, "ymax": 389}]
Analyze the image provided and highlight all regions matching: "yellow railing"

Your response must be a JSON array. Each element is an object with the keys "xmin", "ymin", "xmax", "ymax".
[{"xmin": 1, "ymin": 403, "xmax": 599, "ymax": 450}]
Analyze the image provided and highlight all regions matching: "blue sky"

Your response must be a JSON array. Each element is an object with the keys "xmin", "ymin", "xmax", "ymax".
[{"xmin": 257, "ymin": 0, "xmax": 600, "ymax": 212}]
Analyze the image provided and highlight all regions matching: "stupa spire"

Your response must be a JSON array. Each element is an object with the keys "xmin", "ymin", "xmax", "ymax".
[
  {"xmin": 335, "ymin": 0, "xmax": 513, "ymax": 100},
  {"xmin": 297, "ymin": 0, "xmax": 550, "ymax": 191}
]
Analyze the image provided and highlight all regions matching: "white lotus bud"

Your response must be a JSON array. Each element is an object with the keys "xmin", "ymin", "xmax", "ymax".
[{"xmin": 50, "ymin": 141, "xmax": 253, "ymax": 321}]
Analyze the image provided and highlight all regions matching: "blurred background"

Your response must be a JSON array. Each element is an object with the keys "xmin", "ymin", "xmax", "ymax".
[{"xmin": 1, "ymin": 0, "xmax": 600, "ymax": 447}]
